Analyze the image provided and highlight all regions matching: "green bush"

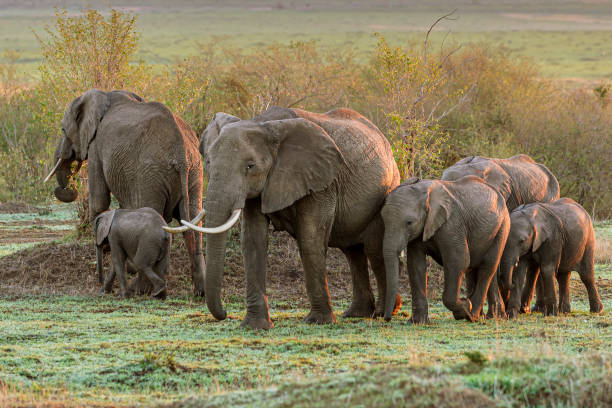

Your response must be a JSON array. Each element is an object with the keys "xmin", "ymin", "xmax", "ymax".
[{"xmin": 0, "ymin": 8, "xmax": 610, "ymax": 218}]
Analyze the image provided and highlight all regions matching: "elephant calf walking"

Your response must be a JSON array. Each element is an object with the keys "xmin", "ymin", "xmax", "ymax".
[
  {"xmin": 499, "ymin": 198, "xmax": 603, "ymax": 317},
  {"xmin": 94, "ymin": 208, "xmax": 171, "ymax": 298},
  {"xmin": 381, "ymin": 177, "xmax": 510, "ymax": 323}
]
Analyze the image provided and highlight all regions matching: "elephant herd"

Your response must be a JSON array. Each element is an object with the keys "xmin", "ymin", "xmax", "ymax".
[{"xmin": 45, "ymin": 89, "xmax": 603, "ymax": 330}]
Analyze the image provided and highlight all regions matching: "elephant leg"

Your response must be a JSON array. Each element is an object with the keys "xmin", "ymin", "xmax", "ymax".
[
  {"xmin": 110, "ymin": 244, "xmax": 129, "ymax": 298},
  {"xmin": 485, "ymin": 272, "xmax": 507, "ymax": 319},
  {"xmin": 531, "ymin": 277, "xmax": 546, "ymax": 313},
  {"xmin": 341, "ymin": 245, "xmax": 375, "ymax": 318},
  {"xmin": 152, "ymin": 255, "xmax": 169, "ymax": 300},
  {"xmin": 102, "ymin": 251, "xmax": 116, "ymax": 294},
  {"xmin": 133, "ymin": 249, "xmax": 166, "ymax": 299},
  {"xmin": 557, "ymin": 270, "xmax": 571, "ymax": 313},
  {"xmin": 241, "ymin": 197, "xmax": 273, "ymax": 330},
  {"xmin": 405, "ymin": 245, "xmax": 429, "ymax": 324},
  {"xmin": 539, "ymin": 263, "xmax": 558, "ymax": 316},
  {"xmin": 127, "ymin": 262, "xmax": 153, "ymax": 296},
  {"xmin": 521, "ymin": 265, "xmax": 540, "ymax": 313},
  {"xmin": 507, "ymin": 258, "xmax": 528, "ymax": 319},
  {"xmin": 295, "ymin": 197, "xmax": 336, "ymax": 325},
  {"xmin": 578, "ymin": 248, "xmax": 603, "ymax": 313}
]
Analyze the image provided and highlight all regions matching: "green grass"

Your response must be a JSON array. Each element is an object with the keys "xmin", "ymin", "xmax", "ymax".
[
  {"xmin": 4, "ymin": 1, "xmax": 612, "ymax": 80},
  {"xmin": 0, "ymin": 295, "xmax": 610, "ymax": 406}
]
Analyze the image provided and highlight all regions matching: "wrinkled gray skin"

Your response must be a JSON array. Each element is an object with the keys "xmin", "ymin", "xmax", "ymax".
[
  {"xmin": 442, "ymin": 154, "xmax": 560, "ymax": 316},
  {"xmin": 381, "ymin": 177, "xmax": 510, "ymax": 323},
  {"xmin": 94, "ymin": 208, "xmax": 171, "ymax": 299},
  {"xmin": 499, "ymin": 198, "xmax": 603, "ymax": 318},
  {"xmin": 199, "ymin": 107, "xmax": 400, "ymax": 329},
  {"xmin": 51, "ymin": 89, "xmax": 204, "ymax": 296}
]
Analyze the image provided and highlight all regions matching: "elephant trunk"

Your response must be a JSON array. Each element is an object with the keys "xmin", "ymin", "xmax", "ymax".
[
  {"xmin": 53, "ymin": 137, "xmax": 79, "ymax": 203},
  {"xmin": 498, "ymin": 251, "xmax": 517, "ymax": 292},
  {"xmin": 204, "ymin": 196, "xmax": 237, "ymax": 321},
  {"xmin": 382, "ymin": 233, "xmax": 403, "ymax": 321}
]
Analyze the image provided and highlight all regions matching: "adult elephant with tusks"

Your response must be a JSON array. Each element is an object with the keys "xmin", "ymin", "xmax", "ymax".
[
  {"xmin": 173, "ymin": 106, "xmax": 401, "ymax": 329},
  {"xmin": 442, "ymin": 154, "xmax": 560, "ymax": 317},
  {"xmin": 45, "ymin": 89, "xmax": 205, "ymax": 296}
]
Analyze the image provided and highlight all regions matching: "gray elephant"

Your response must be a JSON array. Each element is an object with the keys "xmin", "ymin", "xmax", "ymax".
[
  {"xmin": 442, "ymin": 154, "xmax": 560, "ymax": 316},
  {"xmin": 45, "ymin": 89, "xmax": 205, "ymax": 296},
  {"xmin": 381, "ymin": 176, "xmax": 510, "ymax": 323},
  {"xmin": 499, "ymin": 198, "xmax": 603, "ymax": 317},
  {"xmin": 173, "ymin": 106, "xmax": 400, "ymax": 329},
  {"xmin": 94, "ymin": 208, "xmax": 171, "ymax": 299}
]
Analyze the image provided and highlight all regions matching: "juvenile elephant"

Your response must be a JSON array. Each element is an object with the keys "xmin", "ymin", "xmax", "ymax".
[
  {"xmin": 174, "ymin": 106, "xmax": 400, "ymax": 329},
  {"xmin": 45, "ymin": 90, "xmax": 204, "ymax": 296},
  {"xmin": 442, "ymin": 154, "xmax": 560, "ymax": 316},
  {"xmin": 499, "ymin": 198, "xmax": 603, "ymax": 317},
  {"xmin": 94, "ymin": 208, "xmax": 171, "ymax": 299},
  {"xmin": 381, "ymin": 177, "xmax": 510, "ymax": 323}
]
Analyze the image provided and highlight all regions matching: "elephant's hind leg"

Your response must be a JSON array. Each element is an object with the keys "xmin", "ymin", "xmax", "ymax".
[
  {"xmin": 578, "ymin": 248, "xmax": 603, "ymax": 313},
  {"xmin": 557, "ymin": 269, "xmax": 571, "ymax": 313},
  {"xmin": 341, "ymin": 245, "xmax": 375, "ymax": 318}
]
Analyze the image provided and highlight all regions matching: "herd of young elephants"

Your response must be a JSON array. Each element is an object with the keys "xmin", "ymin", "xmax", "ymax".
[{"xmin": 43, "ymin": 89, "xmax": 604, "ymax": 330}]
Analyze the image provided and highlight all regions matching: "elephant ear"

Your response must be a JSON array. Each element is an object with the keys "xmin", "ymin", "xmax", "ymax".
[
  {"xmin": 261, "ymin": 118, "xmax": 344, "ymax": 214},
  {"xmin": 94, "ymin": 210, "xmax": 115, "ymax": 246},
  {"xmin": 65, "ymin": 89, "xmax": 110, "ymax": 160},
  {"xmin": 531, "ymin": 208, "xmax": 547, "ymax": 252},
  {"xmin": 423, "ymin": 182, "xmax": 453, "ymax": 242},
  {"xmin": 199, "ymin": 112, "xmax": 241, "ymax": 156}
]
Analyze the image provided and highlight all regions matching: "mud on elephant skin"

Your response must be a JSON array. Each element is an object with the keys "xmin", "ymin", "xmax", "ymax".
[
  {"xmin": 94, "ymin": 208, "xmax": 171, "ymax": 299},
  {"xmin": 173, "ymin": 106, "xmax": 401, "ymax": 329},
  {"xmin": 499, "ymin": 198, "xmax": 603, "ymax": 318},
  {"xmin": 45, "ymin": 89, "xmax": 205, "ymax": 297},
  {"xmin": 381, "ymin": 176, "xmax": 510, "ymax": 324}
]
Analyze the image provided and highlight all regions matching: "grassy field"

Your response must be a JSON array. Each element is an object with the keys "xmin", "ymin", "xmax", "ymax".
[
  {"xmin": 3, "ymin": 0, "xmax": 612, "ymax": 81},
  {"xmin": 0, "ymin": 207, "xmax": 610, "ymax": 407}
]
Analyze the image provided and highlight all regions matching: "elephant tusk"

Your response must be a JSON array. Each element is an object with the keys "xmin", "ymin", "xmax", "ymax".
[
  {"xmin": 44, "ymin": 159, "xmax": 63, "ymax": 183},
  {"xmin": 180, "ymin": 209, "xmax": 241, "ymax": 234},
  {"xmin": 162, "ymin": 209, "xmax": 207, "ymax": 233}
]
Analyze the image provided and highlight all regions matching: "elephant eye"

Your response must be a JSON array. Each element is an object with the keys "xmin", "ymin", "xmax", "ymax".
[
  {"xmin": 406, "ymin": 220, "xmax": 412, "ymax": 226},
  {"xmin": 246, "ymin": 163, "xmax": 255, "ymax": 170}
]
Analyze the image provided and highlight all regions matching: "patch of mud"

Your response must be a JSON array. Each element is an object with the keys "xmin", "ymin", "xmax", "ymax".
[
  {"xmin": 0, "ymin": 202, "xmax": 50, "ymax": 214},
  {"xmin": 0, "ymin": 227, "xmax": 420, "ymax": 308}
]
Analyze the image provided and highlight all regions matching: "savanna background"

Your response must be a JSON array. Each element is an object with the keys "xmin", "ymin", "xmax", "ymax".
[{"xmin": 0, "ymin": 1, "xmax": 610, "ymax": 407}]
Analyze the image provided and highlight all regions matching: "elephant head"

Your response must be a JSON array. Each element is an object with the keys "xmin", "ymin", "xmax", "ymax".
[
  {"xmin": 189, "ymin": 113, "xmax": 344, "ymax": 321},
  {"xmin": 381, "ymin": 179, "xmax": 453, "ymax": 320},
  {"xmin": 498, "ymin": 205, "xmax": 545, "ymax": 291},
  {"xmin": 45, "ymin": 90, "xmax": 144, "ymax": 202}
]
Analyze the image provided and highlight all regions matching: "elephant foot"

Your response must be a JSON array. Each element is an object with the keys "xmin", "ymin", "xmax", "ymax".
[
  {"xmin": 559, "ymin": 301, "xmax": 571, "ymax": 314},
  {"xmin": 373, "ymin": 294, "xmax": 402, "ymax": 318},
  {"xmin": 486, "ymin": 305, "xmax": 507, "ymax": 320},
  {"xmin": 590, "ymin": 300, "xmax": 603, "ymax": 314},
  {"xmin": 531, "ymin": 302, "xmax": 545, "ymax": 313},
  {"xmin": 451, "ymin": 298, "xmax": 475, "ymax": 322},
  {"xmin": 152, "ymin": 287, "xmax": 167, "ymax": 300},
  {"xmin": 507, "ymin": 308, "xmax": 519, "ymax": 319},
  {"xmin": 409, "ymin": 312, "xmax": 429, "ymax": 324},
  {"xmin": 342, "ymin": 300, "xmax": 375, "ymax": 318},
  {"xmin": 241, "ymin": 315, "xmax": 274, "ymax": 330},
  {"xmin": 304, "ymin": 310, "xmax": 336, "ymax": 325},
  {"xmin": 193, "ymin": 283, "xmax": 205, "ymax": 299},
  {"xmin": 542, "ymin": 303, "xmax": 558, "ymax": 316}
]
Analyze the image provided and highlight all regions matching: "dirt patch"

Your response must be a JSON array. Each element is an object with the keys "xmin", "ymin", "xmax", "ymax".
[
  {"xmin": 0, "ymin": 202, "xmax": 50, "ymax": 214},
  {"xmin": 0, "ymin": 227, "xmax": 422, "ymax": 308}
]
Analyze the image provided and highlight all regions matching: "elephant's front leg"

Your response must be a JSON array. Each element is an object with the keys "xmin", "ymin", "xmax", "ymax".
[
  {"xmin": 86, "ymin": 153, "xmax": 111, "ymax": 222},
  {"xmin": 341, "ymin": 246, "xmax": 375, "ymax": 318},
  {"xmin": 538, "ymin": 263, "xmax": 559, "ymax": 316},
  {"xmin": 295, "ymin": 198, "xmax": 336, "ymax": 325},
  {"xmin": 405, "ymin": 245, "xmax": 429, "ymax": 323},
  {"xmin": 241, "ymin": 198, "xmax": 273, "ymax": 330}
]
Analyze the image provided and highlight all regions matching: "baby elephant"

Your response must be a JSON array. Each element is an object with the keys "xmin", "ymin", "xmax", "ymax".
[
  {"xmin": 499, "ymin": 198, "xmax": 603, "ymax": 317},
  {"xmin": 381, "ymin": 177, "xmax": 510, "ymax": 323},
  {"xmin": 94, "ymin": 207, "xmax": 171, "ymax": 298}
]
